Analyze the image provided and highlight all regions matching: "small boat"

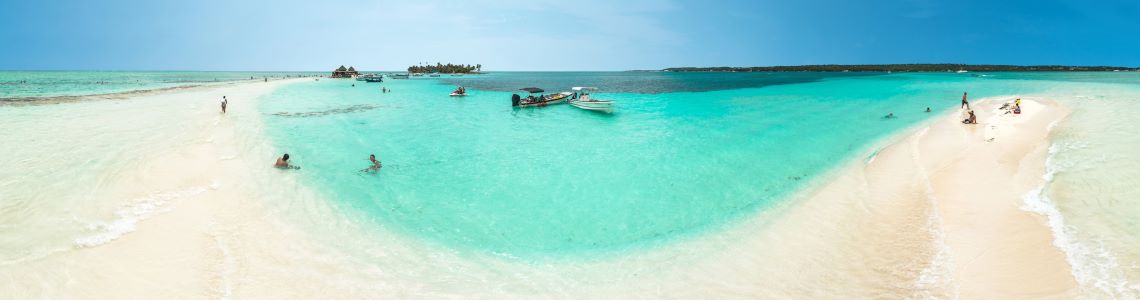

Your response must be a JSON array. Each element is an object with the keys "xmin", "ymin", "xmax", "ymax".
[
  {"xmin": 568, "ymin": 87, "xmax": 613, "ymax": 113},
  {"xmin": 359, "ymin": 74, "xmax": 383, "ymax": 82},
  {"xmin": 391, "ymin": 74, "xmax": 410, "ymax": 79},
  {"xmin": 412, "ymin": 73, "xmax": 425, "ymax": 77},
  {"xmin": 957, "ymin": 70, "xmax": 968, "ymax": 73},
  {"xmin": 429, "ymin": 73, "xmax": 441, "ymax": 77},
  {"xmin": 511, "ymin": 88, "xmax": 570, "ymax": 107}
]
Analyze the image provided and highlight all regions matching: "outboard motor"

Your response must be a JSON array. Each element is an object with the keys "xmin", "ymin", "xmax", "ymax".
[{"xmin": 511, "ymin": 94, "xmax": 521, "ymax": 106}]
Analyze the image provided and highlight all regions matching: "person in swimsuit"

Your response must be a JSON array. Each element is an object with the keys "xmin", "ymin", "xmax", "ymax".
[
  {"xmin": 961, "ymin": 92, "xmax": 969, "ymax": 109},
  {"xmin": 275, "ymin": 154, "xmax": 291, "ymax": 168},
  {"xmin": 221, "ymin": 96, "xmax": 227, "ymax": 114},
  {"xmin": 369, "ymin": 154, "xmax": 382, "ymax": 171}
]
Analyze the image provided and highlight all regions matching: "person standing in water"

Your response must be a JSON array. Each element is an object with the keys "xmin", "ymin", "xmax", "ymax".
[
  {"xmin": 221, "ymin": 96, "xmax": 227, "ymax": 114},
  {"xmin": 275, "ymin": 153, "xmax": 293, "ymax": 168},
  {"xmin": 961, "ymin": 92, "xmax": 969, "ymax": 109},
  {"xmin": 369, "ymin": 154, "xmax": 382, "ymax": 171}
]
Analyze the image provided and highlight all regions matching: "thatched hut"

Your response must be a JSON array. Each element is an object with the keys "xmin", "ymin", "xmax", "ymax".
[{"xmin": 332, "ymin": 65, "xmax": 360, "ymax": 78}]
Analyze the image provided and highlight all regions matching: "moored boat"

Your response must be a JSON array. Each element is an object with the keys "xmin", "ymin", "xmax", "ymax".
[
  {"xmin": 568, "ymin": 87, "xmax": 613, "ymax": 113},
  {"xmin": 511, "ymin": 88, "xmax": 570, "ymax": 107},
  {"xmin": 360, "ymin": 74, "xmax": 383, "ymax": 82}
]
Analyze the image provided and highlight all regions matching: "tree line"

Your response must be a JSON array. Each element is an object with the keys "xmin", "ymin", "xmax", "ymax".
[
  {"xmin": 407, "ymin": 63, "xmax": 482, "ymax": 74},
  {"xmin": 663, "ymin": 64, "xmax": 1138, "ymax": 72}
]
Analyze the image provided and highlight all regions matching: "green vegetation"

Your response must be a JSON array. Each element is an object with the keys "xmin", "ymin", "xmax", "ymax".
[
  {"xmin": 407, "ymin": 63, "xmax": 482, "ymax": 74},
  {"xmin": 663, "ymin": 64, "xmax": 1139, "ymax": 72}
]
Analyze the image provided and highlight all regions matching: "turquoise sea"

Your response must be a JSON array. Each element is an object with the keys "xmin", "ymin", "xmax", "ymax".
[
  {"xmin": 0, "ymin": 71, "xmax": 320, "ymax": 99},
  {"xmin": 3, "ymin": 71, "xmax": 1139, "ymax": 297},
  {"xmin": 254, "ymin": 72, "xmax": 1139, "ymax": 261}
]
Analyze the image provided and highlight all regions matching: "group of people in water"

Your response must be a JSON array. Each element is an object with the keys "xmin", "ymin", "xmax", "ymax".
[
  {"xmin": 881, "ymin": 92, "xmax": 981, "ymax": 124},
  {"xmin": 273, "ymin": 153, "xmax": 382, "ymax": 172}
]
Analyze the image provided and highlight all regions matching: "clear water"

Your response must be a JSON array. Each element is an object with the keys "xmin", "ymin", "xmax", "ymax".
[
  {"xmin": 0, "ymin": 71, "xmax": 321, "ymax": 99},
  {"xmin": 436, "ymin": 71, "xmax": 881, "ymax": 94},
  {"xmin": 2, "ymin": 71, "xmax": 1139, "ymax": 297},
  {"xmin": 258, "ymin": 72, "xmax": 1051, "ymax": 257}
]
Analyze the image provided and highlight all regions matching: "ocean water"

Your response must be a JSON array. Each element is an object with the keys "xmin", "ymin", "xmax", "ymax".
[
  {"xmin": 2, "ymin": 71, "xmax": 1139, "ymax": 297},
  {"xmin": 1023, "ymin": 81, "xmax": 1140, "ymax": 298},
  {"xmin": 0, "ymin": 71, "xmax": 320, "ymax": 100},
  {"xmin": 257, "ymin": 72, "xmax": 1047, "ymax": 258}
]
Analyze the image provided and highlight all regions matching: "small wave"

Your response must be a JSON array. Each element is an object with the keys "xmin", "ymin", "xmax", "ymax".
[
  {"xmin": 911, "ymin": 126, "xmax": 960, "ymax": 299},
  {"xmin": 1022, "ymin": 143, "xmax": 1138, "ymax": 298},
  {"xmin": 74, "ymin": 186, "xmax": 208, "ymax": 247}
]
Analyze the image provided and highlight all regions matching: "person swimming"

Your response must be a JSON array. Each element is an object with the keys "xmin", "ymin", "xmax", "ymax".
[
  {"xmin": 884, "ymin": 112, "xmax": 895, "ymax": 119},
  {"xmin": 275, "ymin": 153, "xmax": 296, "ymax": 169},
  {"xmin": 925, "ymin": 107, "xmax": 932, "ymax": 113},
  {"xmin": 369, "ymin": 154, "xmax": 382, "ymax": 171}
]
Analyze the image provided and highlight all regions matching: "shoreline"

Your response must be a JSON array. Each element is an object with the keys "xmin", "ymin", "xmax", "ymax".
[
  {"xmin": 542, "ymin": 96, "xmax": 1077, "ymax": 298},
  {"xmin": 0, "ymin": 76, "xmax": 1080, "ymax": 297}
]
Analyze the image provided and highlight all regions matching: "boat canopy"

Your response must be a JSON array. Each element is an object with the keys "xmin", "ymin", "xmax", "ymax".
[
  {"xmin": 571, "ymin": 87, "xmax": 597, "ymax": 91},
  {"xmin": 519, "ymin": 87, "xmax": 544, "ymax": 93}
]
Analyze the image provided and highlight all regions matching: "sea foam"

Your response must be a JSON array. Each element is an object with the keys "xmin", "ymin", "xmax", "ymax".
[
  {"xmin": 74, "ymin": 186, "xmax": 208, "ymax": 247},
  {"xmin": 1021, "ymin": 142, "xmax": 1138, "ymax": 298}
]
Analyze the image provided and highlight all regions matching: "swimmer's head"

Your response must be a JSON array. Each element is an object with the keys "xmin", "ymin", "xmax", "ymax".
[{"xmin": 282, "ymin": 153, "xmax": 290, "ymax": 161}]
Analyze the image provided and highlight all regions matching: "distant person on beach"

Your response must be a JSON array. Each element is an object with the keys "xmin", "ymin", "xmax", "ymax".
[
  {"xmin": 925, "ymin": 107, "xmax": 932, "ymax": 112},
  {"xmin": 275, "ymin": 154, "xmax": 291, "ymax": 168},
  {"xmin": 221, "ymin": 96, "xmax": 227, "ymax": 114},
  {"xmin": 961, "ymin": 92, "xmax": 969, "ymax": 109},
  {"xmin": 962, "ymin": 110, "xmax": 977, "ymax": 124}
]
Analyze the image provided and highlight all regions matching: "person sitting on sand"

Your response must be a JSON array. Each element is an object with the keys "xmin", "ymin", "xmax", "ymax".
[
  {"xmin": 275, "ymin": 153, "xmax": 291, "ymax": 168},
  {"xmin": 962, "ymin": 110, "xmax": 977, "ymax": 124},
  {"xmin": 961, "ymin": 92, "xmax": 969, "ymax": 109}
]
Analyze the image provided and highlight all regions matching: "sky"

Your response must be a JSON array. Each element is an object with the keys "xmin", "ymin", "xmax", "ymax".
[{"xmin": 1, "ymin": 0, "xmax": 1138, "ymax": 71}]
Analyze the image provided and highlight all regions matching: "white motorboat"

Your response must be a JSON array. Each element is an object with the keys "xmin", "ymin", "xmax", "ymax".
[{"xmin": 568, "ymin": 87, "xmax": 613, "ymax": 112}]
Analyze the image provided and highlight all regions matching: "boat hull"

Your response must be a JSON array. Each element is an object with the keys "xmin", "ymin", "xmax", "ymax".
[{"xmin": 569, "ymin": 100, "xmax": 613, "ymax": 112}]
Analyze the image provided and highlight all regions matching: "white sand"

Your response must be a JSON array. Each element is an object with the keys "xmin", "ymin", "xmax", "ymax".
[{"xmin": 0, "ymin": 85, "xmax": 1077, "ymax": 298}]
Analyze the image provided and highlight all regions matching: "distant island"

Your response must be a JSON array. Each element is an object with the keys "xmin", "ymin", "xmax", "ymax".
[
  {"xmin": 661, "ymin": 64, "xmax": 1139, "ymax": 72},
  {"xmin": 408, "ymin": 63, "xmax": 482, "ymax": 74}
]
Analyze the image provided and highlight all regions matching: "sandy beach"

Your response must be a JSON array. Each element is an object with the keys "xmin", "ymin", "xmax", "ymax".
[
  {"xmin": 0, "ymin": 78, "xmax": 379, "ymax": 298},
  {"xmin": 562, "ymin": 97, "xmax": 1077, "ymax": 298},
  {"xmin": 0, "ymin": 75, "xmax": 1079, "ymax": 298}
]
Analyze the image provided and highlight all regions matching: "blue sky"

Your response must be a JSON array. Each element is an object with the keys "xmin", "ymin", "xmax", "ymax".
[{"xmin": 1, "ymin": 0, "xmax": 1137, "ymax": 71}]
